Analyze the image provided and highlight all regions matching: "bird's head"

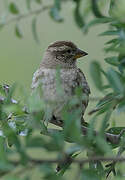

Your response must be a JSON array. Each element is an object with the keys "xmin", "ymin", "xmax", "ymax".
[{"xmin": 41, "ymin": 41, "xmax": 88, "ymax": 68}]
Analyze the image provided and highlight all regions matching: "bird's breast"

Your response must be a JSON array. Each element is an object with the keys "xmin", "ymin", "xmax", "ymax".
[{"xmin": 38, "ymin": 68, "xmax": 78, "ymax": 101}]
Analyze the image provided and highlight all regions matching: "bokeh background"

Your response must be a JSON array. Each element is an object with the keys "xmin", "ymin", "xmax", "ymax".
[{"xmin": 0, "ymin": 0, "xmax": 124, "ymax": 179}]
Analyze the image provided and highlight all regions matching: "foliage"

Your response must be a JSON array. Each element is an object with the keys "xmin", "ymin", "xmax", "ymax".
[{"xmin": 0, "ymin": 0, "xmax": 125, "ymax": 179}]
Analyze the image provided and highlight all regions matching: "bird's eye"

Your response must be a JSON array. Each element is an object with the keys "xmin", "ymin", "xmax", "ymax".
[{"xmin": 67, "ymin": 49, "xmax": 71, "ymax": 53}]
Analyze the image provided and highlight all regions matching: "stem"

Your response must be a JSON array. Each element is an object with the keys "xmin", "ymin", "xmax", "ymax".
[
  {"xmin": 1, "ymin": 5, "xmax": 52, "ymax": 26},
  {"xmin": 10, "ymin": 156, "xmax": 125, "ymax": 166},
  {"xmin": 50, "ymin": 118, "xmax": 122, "ymax": 145}
]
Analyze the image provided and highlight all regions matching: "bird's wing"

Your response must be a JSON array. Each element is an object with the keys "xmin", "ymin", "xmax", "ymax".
[
  {"xmin": 31, "ymin": 68, "xmax": 44, "ymax": 90},
  {"xmin": 76, "ymin": 68, "xmax": 90, "ymax": 118},
  {"xmin": 77, "ymin": 68, "xmax": 91, "ymax": 95}
]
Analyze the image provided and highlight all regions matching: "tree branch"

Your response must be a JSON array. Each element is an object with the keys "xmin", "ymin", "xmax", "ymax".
[
  {"xmin": 50, "ymin": 118, "xmax": 122, "ymax": 145},
  {"xmin": 0, "ymin": 5, "xmax": 52, "ymax": 26},
  {"xmin": 10, "ymin": 156, "xmax": 125, "ymax": 166},
  {"xmin": 0, "ymin": 155, "xmax": 123, "ymax": 177}
]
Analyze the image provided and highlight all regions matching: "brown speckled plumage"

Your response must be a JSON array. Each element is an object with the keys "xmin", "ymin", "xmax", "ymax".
[{"xmin": 31, "ymin": 41, "xmax": 90, "ymax": 123}]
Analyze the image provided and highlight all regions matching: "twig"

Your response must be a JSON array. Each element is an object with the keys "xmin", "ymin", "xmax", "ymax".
[
  {"xmin": 10, "ymin": 156, "xmax": 125, "ymax": 166},
  {"xmin": 88, "ymin": 108, "xmax": 101, "ymax": 115},
  {"xmin": 2, "ymin": 156, "xmax": 125, "ymax": 177},
  {"xmin": 2, "ymin": 156, "xmax": 124, "ymax": 178},
  {"xmin": 50, "ymin": 118, "xmax": 122, "ymax": 145},
  {"xmin": 0, "ymin": 5, "xmax": 52, "ymax": 26}
]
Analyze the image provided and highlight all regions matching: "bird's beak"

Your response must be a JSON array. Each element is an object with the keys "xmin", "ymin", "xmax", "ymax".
[{"xmin": 74, "ymin": 48, "xmax": 88, "ymax": 59}]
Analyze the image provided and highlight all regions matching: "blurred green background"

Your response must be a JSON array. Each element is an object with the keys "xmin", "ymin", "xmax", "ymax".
[{"xmin": 0, "ymin": 0, "xmax": 124, "ymax": 179}]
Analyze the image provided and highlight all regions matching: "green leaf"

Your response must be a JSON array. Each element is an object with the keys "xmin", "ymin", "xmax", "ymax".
[
  {"xmin": 104, "ymin": 57, "xmax": 119, "ymax": 66},
  {"xmin": 88, "ymin": 93, "xmax": 115, "ymax": 115},
  {"xmin": 9, "ymin": 3, "xmax": 19, "ymax": 15},
  {"xmin": 50, "ymin": 0, "xmax": 63, "ymax": 22},
  {"xmin": 26, "ymin": 137, "xmax": 46, "ymax": 148},
  {"xmin": 0, "ymin": 162, "xmax": 14, "ymax": 171},
  {"xmin": 3, "ymin": 104, "xmax": 24, "ymax": 116},
  {"xmin": 54, "ymin": 0, "xmax": 61, "ymax": 10},
  {"xmin": 26, "ymin": 0, "xmax": 31, "ymax": 10},
  {"xmin": 104, "ymin": 43, "xmax": 118, "ymax": 53},
  {"xmin": 105, "ymin": 38, "xmax": 119, "ymax": 45},
  {"xmin": 27, "ymin": 89, "xmax": 44, "ymax": 113},
  {"xmin": 35, "ymin": 0, "xmax": 42, "ymax": 4},
  {"xmin": 40, "ymin": 163, "xmax": 54, "ymax": 175},
  {"xmin": 40, "ymin": 164, "xmax": 61, "ymax": 180},
  {"xmin": 119, "ymin": 29, "xmax": 125, "ymax": 40},
  {"xmin": 73, "ymin": 3, "xmax": 84, "ymax": 28},
  {"xmin": 117, "ymin": 100, "xmax": 125, "ymax": 113},
  {"xmin": 99, "ymin": 30, "xmax": 119, "ymax": 36},
  {"xmin": 50, "ymin": 7, "xmax": 63, "ymax": 22},
  {"xmin": 118, "ymin": 58, "xmax": 125, "ymax": 73},
  {"xmin": 62, "ymin": 105, "xmax": 81, "ymax": 142},
  {"xmin": 32, "ymin": 17, "xmax": 40, "ymax": 44},
  {"xmin": 88, "ymin": 160, "xmax": 104, "ymax": 177},
  {"xmin": 66, "ymin": 145, "xmax": 81, "ymax": 155},
  {"xmin": 96, "ymin": 161, "xmax": 104, "ymax": 176},
  {"xmin": 81, "ymin": 169, "xmax": 100, "ymax": 180},
  {"xmin": 87, "ymin": 115, "xmax": 97, "ymax": 141},
  {"xmin": 107, "ymin": 127, "xmax": 125, "ymax": 135},
  {"xmin": 57, "ymin": 152, "xmax": 79, "ymax": 176},
  {"xmin": 90, "ymin": 61, "xmax": 103, "ymax": 90},
  {"xmin": 27, "ymin": 136, "xmax": 63, "ymax": 151},
  {"xmin": 107, "ymin": 68, "xmax": 124, "ymax": 93},
  {"xmin": 110, "ymin": 0, "xmax": 115, "ymax": 9},
  {"xmin": 2, "ymin": 123, "xmax": 28, "ymax": 164},
  {"xmin": 15, "ymin": 24, "xmax": 23, "ymax": 38},
  {"xmin": 102, "ymin": 85, "xmax": 110, "ymax": 89},
  {"xmin": 96, "ymin": 93, "xmax": 114, "ymax": 109},
  {"xmin": 95, "ymin": 136, "xmax": 112, "ymax": 154},
  {"xmin": 83, "ymin": 17, "xmax": 112, "ymax": 33},
  {"xmin": 0, "ymin": 84, "xmax": 6, "ymax": 96},
  {"xmin": 91, "ymin": 0, "xmax": 104, "ymax": 18},
  {"xmin": 99, "ymin": 110, "xmax": 112, "ymax": 136},
  {"xmin": 0, "ymin": 137, "xmax": 7, "ymax": 162}
]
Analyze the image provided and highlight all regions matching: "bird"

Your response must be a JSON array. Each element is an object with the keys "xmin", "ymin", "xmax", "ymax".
[{"xmin": 31, "ymin": 41, "xmax": 90, "ymax": 125}]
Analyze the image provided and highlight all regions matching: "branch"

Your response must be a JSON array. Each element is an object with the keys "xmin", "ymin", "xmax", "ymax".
[
  {"xmin": 1, "ymin": 156, "xmax": 124, "ymax": 177},
  {"xmin": 0, "ymin": 5, "xmax": 52, "ymax": 26},
  {"xmin": 50, "ymin": 118, "xmax": 122, "ymax": 145},
  {"xmin": 10, "ymin": 156, "xmax": 125, "ymax": 166}
]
